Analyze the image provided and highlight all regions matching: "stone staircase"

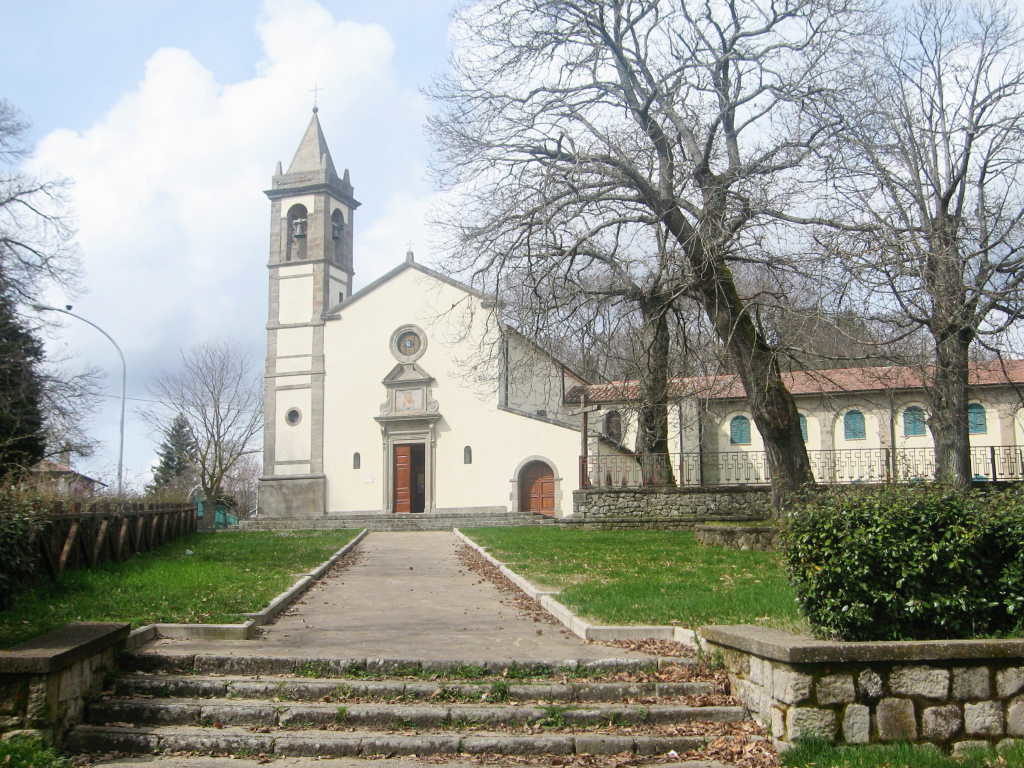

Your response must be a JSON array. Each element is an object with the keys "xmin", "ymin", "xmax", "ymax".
[
  {"xmin": 66, "ymin": 653, "xmax": 761, "ymax": 762},
  {"xmin": 243, "ymin": 509, "xmax": 556, "ymax": 531}
]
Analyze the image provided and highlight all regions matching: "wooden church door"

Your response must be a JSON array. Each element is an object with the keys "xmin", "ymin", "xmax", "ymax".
[
  {"xmin": 393, "ymin": 444, "xmax": 426, "ymax": 514},
  {"xmin": 520, "ymin": 461, "xmax": 555, "ymax": 515},
  {"xmin": 394, "ymin": 445, "xmax": 412, "ymax": 513}
]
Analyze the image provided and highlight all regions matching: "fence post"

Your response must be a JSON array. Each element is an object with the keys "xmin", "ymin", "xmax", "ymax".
[
  {"xmin": 578, "ymin": 456, "xmax": 587, "ymax": 489},
  {"xmin": 990, "ymin": 445, "xmax": 998, "ymax": 483},
  {"xmin": 884, "ymin": 448, "xmax": 892, "ymax": 483}
]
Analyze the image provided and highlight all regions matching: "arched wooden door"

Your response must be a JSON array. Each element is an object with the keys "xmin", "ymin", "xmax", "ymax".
[{"xmin": 520, "ymin": 460, "xmax": 555, "ymax": 515}]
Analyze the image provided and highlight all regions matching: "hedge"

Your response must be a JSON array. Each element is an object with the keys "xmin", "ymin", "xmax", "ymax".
[
  {"xmin": 783, "ymin": 484, "xmax": 1024, "ymax": 641},
  {"xmin": 0, "ymin": 487, "xmax": 51, "ymax": 610}
]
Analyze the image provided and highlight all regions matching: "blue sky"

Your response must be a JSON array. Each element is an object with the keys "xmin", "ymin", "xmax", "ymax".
[
  {"xmin": 2, "ymin": 0, "xmax": 460, "ymax": 489},
  {"xmin": 5, "ymin": 1, "xmax": 457, "ymax": 141}
]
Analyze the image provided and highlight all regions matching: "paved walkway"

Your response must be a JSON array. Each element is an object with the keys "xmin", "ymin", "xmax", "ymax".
[{"xmin": 143, "ymin": 531, "xmax": 650, "ymax": 661}]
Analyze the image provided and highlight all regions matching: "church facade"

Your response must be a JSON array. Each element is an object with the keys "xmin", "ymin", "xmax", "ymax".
[
  {"xmin": 258, "ymin": 112, "xmax": 589, "ymax": 521},
  {"xmin": 257, "ymin": 113, "xmax": 1024, "ymax": 520}
]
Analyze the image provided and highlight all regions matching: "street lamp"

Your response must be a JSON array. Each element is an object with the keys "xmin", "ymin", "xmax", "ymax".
[{"xmin": 31, "ymin": 304, "xmax": 127, "ymax": 496}]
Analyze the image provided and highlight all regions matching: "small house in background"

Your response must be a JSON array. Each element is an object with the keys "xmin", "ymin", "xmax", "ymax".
[{"xmin": 30, "ymin": 451, "xmax": 106, "ymax": 497}]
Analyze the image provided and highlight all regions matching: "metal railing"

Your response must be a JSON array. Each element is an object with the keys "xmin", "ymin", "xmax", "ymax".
[{"xmin": 581, "ymin": 445, "xmax": 1024, "ymax": 488}]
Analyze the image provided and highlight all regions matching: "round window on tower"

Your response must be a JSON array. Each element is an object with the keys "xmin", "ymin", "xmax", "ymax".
[
  {"xmin": 390, "ymin": 325, "xmax": 427, "ymax": 362},
  {"xmin": 284, "ymin": 408, "xmax": 302, "ymax": 426}
]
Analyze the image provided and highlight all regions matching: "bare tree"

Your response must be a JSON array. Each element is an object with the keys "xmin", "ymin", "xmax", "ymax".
[
  {"xmin": 821, "ymin": 0, "xmax": 1024, "ymax": 486},
  {"xmin": 145, "ymin": 343, "xmax": 263, "ymax": 505},
  {"xmin": 222, "ymin": 451, "xmax": 261, "ymax": 517},
  {"xmin": 430, "ymin": 0, "xmax": 874, "ymax": 501},
  {"xmin": 0, "ymin": 100, "xmax": 79, "ymax": 304},
  {"xmin": 0, "ymin": 100, "xmax": 98, "ymax": 468},
  {"xmin": 490, "ymin": 232, "xmax": 686, "ymax": 484}
]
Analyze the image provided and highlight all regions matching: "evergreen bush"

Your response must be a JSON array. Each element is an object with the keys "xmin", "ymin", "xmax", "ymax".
[
  {"xmin": 0, "ymin": 487, "xmax": 51, "ymax": 610},
  {"xmin": 783, "ymin": 484, "xmax": 1024, "ymax": 641}
]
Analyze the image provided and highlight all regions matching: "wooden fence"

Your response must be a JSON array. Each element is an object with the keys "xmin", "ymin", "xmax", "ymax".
[{"xmin": 36, "ymin": 501, "xmax": 197, "ymax": 578}]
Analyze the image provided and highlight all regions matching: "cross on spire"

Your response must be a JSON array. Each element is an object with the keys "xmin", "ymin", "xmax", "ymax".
[{"xmin": 310, "ymin": 82, "xmax": 322, "ymax": 112}]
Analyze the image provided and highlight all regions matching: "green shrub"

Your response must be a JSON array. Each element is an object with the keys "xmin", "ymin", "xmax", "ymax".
[
  {"xmin": 783, "ymin": 485, "xmax": 1024, "ymax": 641},
  {"xmin": 0, "ymin": 487, "xmax": 51, "ymax": 610},
  {"xmin": 0, "ymin": 734, "xmax": 70, "ymax": 768}
]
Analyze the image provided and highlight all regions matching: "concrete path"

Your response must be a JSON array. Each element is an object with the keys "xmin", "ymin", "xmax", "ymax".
[{"xmin": 143, "ymin": 531, "xmax": 650, "ymax": 661}]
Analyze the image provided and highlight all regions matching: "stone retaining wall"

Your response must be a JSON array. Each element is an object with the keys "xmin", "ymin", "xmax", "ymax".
[
  {"xmin": 694, "ymin": 524, "xmax": 779, "ymax": 551},
  {"xmin": 571, "ymin": 486, "xmax": 771, "ymax": 526},
  {"xmin": 701, "ymin": 625, "xmax": 1024, "ymax": 754},
  {"xmin": 0, "ymin": 623, "xmax": 128, "ymax": 743}
]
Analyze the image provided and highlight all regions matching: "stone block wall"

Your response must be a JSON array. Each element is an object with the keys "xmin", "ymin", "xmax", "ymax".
[
  {"xmin": 693, "ymin": 524, "xmax": 779, "ymax": 551},
  {"xmin": 0, "ymin": 623, "xmax": 128, "ymax": 743},
  {"xmin": 571, "ymin": 486, "xmax": 771, "ymax": 527},
  {"xmin": 702, "ymin": 625, "xmax": 1024, "ymax": 754}
]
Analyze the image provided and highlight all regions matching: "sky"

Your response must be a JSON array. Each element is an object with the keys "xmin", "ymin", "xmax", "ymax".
[{"xmin": 2, "ymin": 0, "xmax": 460, "ymax": 490}]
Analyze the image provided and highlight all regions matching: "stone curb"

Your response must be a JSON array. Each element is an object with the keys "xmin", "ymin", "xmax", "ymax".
[
  {"xmin": 125, "ymin": 530, "xmax": 368, "ymax": 647},
  {"xmin": 453, "ymin": 528, "xmax": 699, "ymax": 648},
  {"xmin": 701, "ymin": 623, "xmax": 1024, "ymax": 664},
  {"xmin": 66, "ymin": 724, "xmax": 708, "ymax": 757}
]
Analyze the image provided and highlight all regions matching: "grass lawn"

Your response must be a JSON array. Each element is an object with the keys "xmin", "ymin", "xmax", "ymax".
[
  {"xmin": 461, "ymin": 527, "xmax": 805, "ymax": 630},
  {"xmin": 782, "ymin": 739, "xmax": 1024, "ymax": 767},
  {"xmin": 0, "ymin": 530, "xmax": 359, "ymax": 648}
]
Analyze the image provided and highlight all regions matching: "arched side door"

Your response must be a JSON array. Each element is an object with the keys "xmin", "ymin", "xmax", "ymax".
[{"xmin": 520, "ymin": 460, "xmax": 555, "ymax": 515}]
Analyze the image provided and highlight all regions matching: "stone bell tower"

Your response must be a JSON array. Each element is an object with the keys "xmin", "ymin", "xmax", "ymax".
[{"xmin": 259, "ymin": 108, "xmax": 360, "ymax": 518}]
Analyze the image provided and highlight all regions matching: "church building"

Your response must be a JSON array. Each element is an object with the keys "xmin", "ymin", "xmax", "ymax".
[
  {"xmin": 257, "ymin": 111, "xmax": 591, "ymax": 522},
  {"xmin": 257, "ymin": 112, "xmax": 1024, "ymax": 523}
]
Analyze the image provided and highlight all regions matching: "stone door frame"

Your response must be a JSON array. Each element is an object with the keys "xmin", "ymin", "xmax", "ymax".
[{"xmin": 379, "ymin": 419, "xmax": 438, "ymax": 514}]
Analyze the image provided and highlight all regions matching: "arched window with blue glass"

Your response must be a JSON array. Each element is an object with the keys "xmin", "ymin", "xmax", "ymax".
[
  {"xmin": 730, "ymin": 415, "xmax": 752, "ymax": 445},
  {"xmin": 843, "ymin": 410, "xmax": 866, "ymax": 440},
  {"xmin": 968, "ymin": 403, "xmax": 987, "ymax": 434},
  {"xmin": 798, "ymin": 413, "xmax": 808, "ymax": 442},
  {"xmin": 903, "ymin": 406, "xmax": 927, "ymax": 437}
]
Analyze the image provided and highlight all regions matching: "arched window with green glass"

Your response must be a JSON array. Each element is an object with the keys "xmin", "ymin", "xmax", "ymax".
[
  {"xmin": 729, "ymin": 415, "xmax": 751, "ymax": 445},
  {"xmin": 968, "ymin": 403, "xmax": 987, "ymax": 434},
  {"xmin": 903, "ymin": 406, "xmax": 927, "ymax": 437},
  {"xmin": 843, "ymin": 410, "xmax": 866, "ymax": 440},
  {"xmin": 798, "ymin": 413, "xmax": 808, "ymax": 442}
]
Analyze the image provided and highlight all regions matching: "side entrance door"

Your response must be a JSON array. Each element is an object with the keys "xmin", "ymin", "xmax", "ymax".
[{"xmin": 520, "ymin": 461, "xmax": 555, "ymax": 515}]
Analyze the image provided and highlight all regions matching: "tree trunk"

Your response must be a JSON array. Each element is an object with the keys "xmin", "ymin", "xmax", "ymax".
[
  {"xmin": 636, "ymin": 293, "xmax": 675, "ymax": 486},
  {"xmin": 694, "ymin": 258, "xmax": 815, "ymax": 508},
  {"xmin": 928, "ymin": 330, "xmax": 973, "ymax": 487},
  {"xmin": 924, "ymin": 215, "xmax": 974, "ymax": 488}
]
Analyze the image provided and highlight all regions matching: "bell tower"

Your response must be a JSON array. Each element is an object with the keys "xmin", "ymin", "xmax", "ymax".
[{"xmin": 259, "ymin": 108, "xmax": 360, "ymax": 518}]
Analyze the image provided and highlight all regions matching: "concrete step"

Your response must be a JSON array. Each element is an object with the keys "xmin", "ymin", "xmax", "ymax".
[
  {"xmin": 85, "ymin": 758, "xmax": 733, "ymax": 768},
  {"xmin": 123, "ymin": 652, "xmax": 679, "ymax": 678},
  {"xmin": 87, "ymin": 697, "xmax": 745, "ymax": 730},
  {"xmin": 114, "ymin": 673, "xmax": 717, "ymax": 702},
  {"xmin": 66, "ymin": 723, "xmax": 710, "ymax": 758}
]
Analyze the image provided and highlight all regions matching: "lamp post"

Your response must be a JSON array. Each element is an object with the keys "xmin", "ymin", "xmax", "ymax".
[{"xmin": 31, "ymin": 304, "xmax": 126, "ymax": 496}]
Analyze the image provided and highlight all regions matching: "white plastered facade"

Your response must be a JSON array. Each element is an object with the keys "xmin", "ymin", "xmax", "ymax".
[
  {"xmin": 317, "ymin": 264, "xmax": 582, "ymax": 517},
  {"xmin": 259, "ymin": 112, "xmax": 586, "ymax": 519}
]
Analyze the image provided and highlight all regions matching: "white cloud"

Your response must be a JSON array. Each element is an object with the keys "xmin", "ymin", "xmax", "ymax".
[{"xmin": 24, "ymin": 0, "xmax": 438, "ymax": 487}]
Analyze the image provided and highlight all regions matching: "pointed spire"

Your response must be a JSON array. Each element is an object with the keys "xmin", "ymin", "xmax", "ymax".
[
  {"xmin": 274, "ymin": 160, "xmax": 283, "ymax": 176},
  {"xmin": 287, "ymin": 109, "xmax": 337, "ymax": 176}
]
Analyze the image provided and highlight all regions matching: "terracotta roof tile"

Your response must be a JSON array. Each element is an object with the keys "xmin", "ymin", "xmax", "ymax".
[{"xmin": 565, "ymin": 360, "xmax": 1024, "ymax": 404}]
